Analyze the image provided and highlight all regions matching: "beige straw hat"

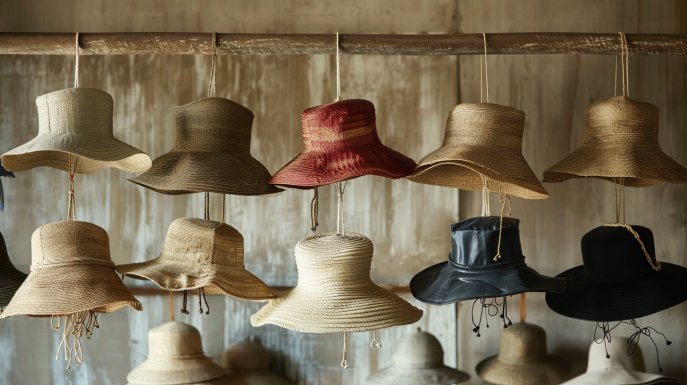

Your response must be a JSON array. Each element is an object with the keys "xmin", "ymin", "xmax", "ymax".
[
  {"xmin": 116, "ymin": 217, "xmax": 275, "ymax": 301},
  {"xmin": 543, "ymin": 96, "xmax": 687, "ymax": 187},
  {"xmin": 476, "ymin": 323, "xmax": 571, "ymax": 385},
  {"xmin": 1, "ymin": 88, "xmax": 152, "ymax": 174},
  {"xmin": 406, "ymin": 103, "xmax": 549, "ymax": 199},
  {"xmin": 251, "ymin": 231, "xmax": 423, "ymax": 332},
  {"xmin": 127, "ymin": 321, "xmax": 226, "ymax": 385},
  {"xmin": 222, "ymin": 336, "xmax": 294, "ymax": 385},
  {"xmin": 128, "ymin": 97, "xmax": 283, "ymax": 196},
  {"xmin": 0, "ymin": 221, "xmax": 142, "ymax": 318},
  {"xmin": 366, "ymin": 329, "xmax": 470, "ymax": 385}
]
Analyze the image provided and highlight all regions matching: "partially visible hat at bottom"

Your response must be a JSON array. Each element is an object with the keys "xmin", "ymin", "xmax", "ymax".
[
  {"xmin": 222, "ymin": 336, "xmax": 293, "ymax": 385},
  {"xmin": 0, "ymin": 231, "xmax": 27, "ymax": 312}
]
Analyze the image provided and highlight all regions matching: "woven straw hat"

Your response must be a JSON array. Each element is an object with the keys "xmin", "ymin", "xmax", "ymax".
[
  {"xmin": 1, "ymin": 88, "xmax": 152, "ymax": 174},
  {"xmin": 543, "ymin": 96, "xmax": 687, "ymax": 187},
  {"xmin": 269, "ymin": 99, "xmax": 417, "ymax": 188},
  {"xmin": 0, "ymin": 221, "xmax": 142, "ymax": 318},
  {"xmin": 366, "ymin": 329, "xmax": 470, "ymax": 385},
  {"xmin": 127, "ymin": 321, "xmax": 226, "ymax": 385},
  {"xmin": 116, "ymin": 217, "xmax": 275, "ymax": 301},
  {"xmin": 222, "ymin": 336, "xmax": 294, "ymax": 385},
  {"xmin": 129, "ymin": 97, "xmax": 283, "ymax": 196},
  {"xmin": 476, "ymin": 323, "xmax": 571, "ymax": 385},
  {"xmin": 0, "ymin": 231, "xmax": 27, "ymax": 312},
  {"xmin": 406, "ymin": 103, "xmax": 549, "ymax": 199},
  {"xmin": 251, "ymin": 231, "xmax": 423, "ymax": 332}
]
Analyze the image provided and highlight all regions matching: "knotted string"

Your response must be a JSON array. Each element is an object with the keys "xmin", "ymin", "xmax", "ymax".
[
  {"xmin": 51, "ymin": 310, "xmax": 99, "ymax": 369},
  {"xmin": 341, "ymin": 332, "xmax": 349, "ymax": 369},
  {"xmin": 310, "ymin": 186, "xmax": 319, "ymax": 232},
  {"xmin": 335, "ymin": 31, "xmax": 341, "ymax": 102},
  {"xmin": 603, "ymin": 223, "xmax": 661, "ymax": 271},
  {"xmin": 67, "ymin": 155, "xmax": 79, "ymax": 221},
  {"xmin": 198, "ymin": 287, "xmax": 210, "ymax": 314},
  {"xmin": 370, "ymin": 330, "xmax": 381, "ymax": 348},
  {"xmin": 471, "ymin": 297, "xmax": 512, "ymax": 337},
  {"xmin": 481, "ymin": 176, "xmax": 490, "ymax": 216},
  {"xmin": 595, "ymin": 319, "xmax": 671, "ymax": 372},
  {"xmin": 493, "ymin": 188, "xmax": 509, "ymax": 261},
  {"xmin": 335, "ymin": 181, "xmax": 348, "ymax": 236},
  {"xmin": 207, "ymin": 31, "xmax": 217, "ymax": 98},
  {"xmin": 74, "ymin": 32, "xmax": 80, "ymax": 88}
]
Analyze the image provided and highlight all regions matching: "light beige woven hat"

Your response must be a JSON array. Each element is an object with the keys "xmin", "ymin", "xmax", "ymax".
[
  {"xmin": 116, "ymin": 217, "xmax": 275, "ymax": 302},
  {"xmin": 1, "ymin": 88, "xmax": 152, "ymax": 174},
  {"xmin": 406, "ymin": 103, "xmax": 549, "ymax": 199},
  {"xmin": 250, "ymin": 231, "xmax": 423, "ymax": 332},
  {"xmin": 476, "ymin": 323, "xmax": 571, "ymax": 385},
  {"xmin": 543, "ymin": 96, "xmax": 687, "ymax": 187},
  {"xmin": 127, "ymin": 321, "xmax": 226, "ymax": 385},
  {"xmin": 366, "ymin": 329, "xmax": 470, "ymax": 385},
  {"xmin": 222, "ymin": 336, "xmax": 294, "ymax": 385},
  {"xmin": 128, "ymin": 97, "xmax": 283, "ymax": 196}
]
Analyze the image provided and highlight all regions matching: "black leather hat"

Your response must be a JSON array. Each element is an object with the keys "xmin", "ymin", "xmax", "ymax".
[{"xmin": 410, "ymin": 216, "xmax": 566, "ymax": 305}]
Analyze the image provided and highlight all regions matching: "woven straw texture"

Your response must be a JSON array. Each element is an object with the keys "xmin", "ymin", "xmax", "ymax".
[
  {"xmin": 127, "ymin": 321, "xmax": 226, "ymax": 385},
  {"xmin": 366, "ymin": 330, "xmax": 470, "ymax": 385},
  {"xmin": 543, "ymin": 96, "xmax": 687, "ymax": 187},
  {"xmin": 0, "ymin": 221, "xmax": 142, "ymax": 318},
  {"xmin": 476, "ymin": 323, "xmax": 571, "ymax": 385},
  {"xmin": 222, "ymin": 336, "xmax": 294, "ymax": 385},
  {"xmin": 250, "ymin": 231, "xmax": 423, "ymax": 332},
  {"xmin": 116, "ymin": 217, "xmax": 275, "ymax": 301},
  {"xmin": 406, "ymin": 103, "xmax": 549, "ymax": 199},
  {"xmin": 1, "ymin": 88, "xmax": 152, "ymax": 174},
  {"xmin": 269, "ymin": 99, "xmax": 417, "ymax": 188},
  {"xmin": 0, "ymin": 231, "xmax": 27, "ymax": 311},
  {"xmin": 129, "ymin": 97, "xmax": 283, "ymax": 196}
]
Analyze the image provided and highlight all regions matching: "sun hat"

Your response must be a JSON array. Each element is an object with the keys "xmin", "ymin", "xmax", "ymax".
[
  {"xmin": 128, "ymin": 97, "xmax": 283, "ymax": 196},
  {"xmin": 221, "ymin": 336, "xmax": 293, "ymax": 385},
  {"xmin": 406, "ymin": 103, "xmax": 549, "ymax": 199},
  {"xmin": 542, "ymin": 96, "xmax": 687, "ymax": 187},
  {"xmin": 0, "ymin": 164, "xmax": 14, "ymax": 211},
  {"xmin": 116, "ymin": 217, "xmax": 275, "ymax": 304},
  {"xmin": 127, "ymin": 321, "xmax": 226, "ymax": 385},
  {"xmin": 0, "ymin": 231, "xmax": 27, "ymax": 312},
  {"xmin": 410, "ymin": 216, "xmax": 566, "ymax": 306},
  {"xmin": 476, "ymin": 323, "xmax": 571, "ymax": 385},
  {"xmin": 269, "ymin": 99, "xmax": 417, "ymax": 188},
  {"xmin": 365, "ymin": 328, "xmax": 470, "ymax": 385},
  {"xmin": 1, "ymin": 88, "xmax": 152, "ymax": 174},
  {"xmin": 250, "ymin": 231, "xmax": 423, "ymax": 332},
  {"xmin": 561, "ymin": 337, "xmax": 680, "ymax": 385}
]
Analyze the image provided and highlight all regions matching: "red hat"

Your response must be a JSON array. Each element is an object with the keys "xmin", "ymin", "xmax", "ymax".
[{"xmin": 270, "ymin": 99, "xmax": 416, "ymax": 188}]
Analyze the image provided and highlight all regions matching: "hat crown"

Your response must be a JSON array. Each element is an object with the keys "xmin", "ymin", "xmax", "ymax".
[
  {"xmin": 36, "ymin": 88, "xmax": 114, "ymax": 137},
  {"xmin": 392, "ymin": 331, "xmax": 445, "ymax": 369},
  {"xmin": 173, "ymin": 97, "xmax": 254, "ymax": 153},
  {"xmin": 222, "ymin": 336, "xmax": 270, "ymax": 371},
  {"xmin": 587, "ymin": 337, "xmax": 645, "ymax": 372},
  {"xmin": 159, "ymin": 218, "xmax": 245, "ymax": 269},
  {"xmin": 498, "ymin": 323, "xmax": 547, "ymax": 362},
  {"xmin": 581, "ymin": 225, "xmax": 657, "ymax": 283},
  {"xmin": 450, "ymin": 216, "xmax": 523, "ymax": 266},
  {"xmin": 584, "ymin": 96, "xmax": 659, "ymax": 146},
  {"xmin": 148, "ymin": 321, "xmax": 205, "ymax": 357},
  {"xmin": 442, "ymin": 103, "xmax": 525, "ymax": 150},
  {"xmin": 30, "ymin": 221, "xmax": 112, "ymax": 268},
  {"xmin": 300, "ymin": 99, "xmax": 380, "ymax": 152}
]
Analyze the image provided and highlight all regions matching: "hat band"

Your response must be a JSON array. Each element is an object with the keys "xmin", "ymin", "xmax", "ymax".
[
  {"xmin": 448, "ymin": 256, "xmax": 525, "ymax": 273},
  {"xmin": 30, "ymin": 258, "xmax": 114, "ymax": 271}
]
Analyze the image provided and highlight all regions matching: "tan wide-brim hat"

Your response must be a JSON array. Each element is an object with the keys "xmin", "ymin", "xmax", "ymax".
[
  {"xmin": 543, "ymin": 96, "xmax": 687, "ymax": 187},
  {"xmin": 222, "ymin": 336, "xmax": 294, "ymax": 385},
  {"xmin": 406, "ymin": 103, "xmax": 549, "ymax": 199},
  {"xmin": 1, "ymin": 88, "xmax": 152, "ymax": 174}
]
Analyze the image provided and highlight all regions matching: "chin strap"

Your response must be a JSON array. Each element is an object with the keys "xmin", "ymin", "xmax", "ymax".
[
  {"xmin": 51, "ymin": 311, "xmax": 99, "ymax": 369},
  {"xmin": 594, "ymin": 319, "xmax": 671, "ymax": 372},
  {"xmin": 471, "ymin": 297, "xmax": 512, "ymax": 337}
]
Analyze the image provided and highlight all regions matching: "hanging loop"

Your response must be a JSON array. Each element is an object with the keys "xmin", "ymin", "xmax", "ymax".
[
  {"xmin": 208, "ymin": 31, "xmax": 217, "ymax": 98},
  {"xmin": 310, "ymin": 186, "xmax": 319, "ymax": 232},
  {"xmin": 335, "ymin": 31, "xmax": 341, "ymax": 102},
  {"xmin": 482, "ymin": 32, "xmax": 489, "ymax": 103},
  {"xmin": 74, "ymin": 32, "xmax": 80, "ymax": 88},
  {"xmin": 335, "ymin": 181, "xmax": 348, "ymax": 236},
  {"xmin": 481, "ymin": 175, "xmax": 490, "ymax": 216}
]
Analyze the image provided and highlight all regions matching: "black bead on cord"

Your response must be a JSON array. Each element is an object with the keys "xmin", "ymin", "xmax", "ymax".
[
  {"xmin": 471, "ymin": 297, "xmax": 513, "ymax": 337},
  {"xmin": 594, "ymin": 319, "xmax": 672, "ymax": 372},
  {"xmin": 180, "ymin": 289, "xmax": 210, "ymax": 315}
]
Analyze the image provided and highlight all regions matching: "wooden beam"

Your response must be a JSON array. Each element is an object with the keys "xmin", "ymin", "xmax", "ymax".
[
  {"xmin": 0, "ymin": 32, "xmax": 686, "ymax": 56},
  {"xmin": 127, "ymin": 284, "xmax": 411, "ymax": 295}
]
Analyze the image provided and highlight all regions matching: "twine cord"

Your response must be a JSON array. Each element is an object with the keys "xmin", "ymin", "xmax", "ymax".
[
  {"xmin": 483, "ymin": 33, "xmax": 489, "ymax": 103},
  {"xmin": 370, "ymin": 330, "xmax": 381, "ymax": 348},
  {"xmin": 67, "ymin": 155, "xmax": 79, "ymax": 222},
  {"xmin": 471, "ymin": 297, "xmax": 512, "ymax": 337},
  {"xmin": 335, "ymin": 181, "xmax": 348, "ymax": 236},
  {"xmin": 52, "ymin": 310, "xmax": 99, "ymax": 369},
  {"xmin": 341, "ymin": 332, "xmax": 349, "ymax": 369},
  {"xmin": 207, "ymin": 31, "xmax": 217, "ymax": 98},
  {"xmin": 181, "ymin": 290, "xmax": 190, "ymax": 314},
  {"xmin": 594, "ymin": 319, "xmax": 670, "ymax": 372},
  {"xmin": 493, "ymin": 188, "xmax": 509, "ymax": 261},
  {"xmin": 481, "ymin": 175, "xmax": 490, "ymax": 216},
  {"xmin": 74, "ymin": 32, "xmax": 79, "ymax": 88},
  {"xmin": 603, "ymin": 223, "xmax": 661, "ymax": 271},
  {"xmin": 310, "ymin": 186, "xmax": 319, "ymax": 232},
  {"xmin": 204, "ymin": 192, "xmax": 210, "ymax": 221},
  {"xmin": 614, "ymin": 178, "xmax": 625, "ymax": 224},
  {"xmin": 614, "ymin": 55, "xmax": 618, "ymax": 97},
  {"xmin": 335, "ymin": 31, "xmax": 341, "ymax": 102},
  {"xmin": 618, "ymin": 32, "xmax": 630, "ymax": 97}
]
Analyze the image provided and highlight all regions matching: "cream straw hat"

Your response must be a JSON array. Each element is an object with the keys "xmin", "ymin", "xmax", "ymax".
[
  {"xmin": 1, "ymin": 88, "xmax": 152, "ymax": 174},
  {"xmin": 222, "ymin": 336, "xmax": 294, "ymax": 385}
]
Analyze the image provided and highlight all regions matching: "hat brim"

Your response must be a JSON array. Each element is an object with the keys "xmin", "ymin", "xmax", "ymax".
[
  {"xmin": 561, "ymin": 369, "xmax": 680, "ymax": 385},
  {"xmin": 2, "ymin": 134, "xmax": 152, "ymax": 174},
  {"xmin": 476, "ymin": 355, "xmax": 571, "ymax": 385},
  {"xmin": 126, "ymin": 356, "xmax": 226, "ymax": 385},
  {"xmin": 116, "ymin": 259, "xmax": 275, "ymax": 302},
  {"xmin": 0, "ymin": 266, "xmax": 27, "ymax": 308},
  {"xmin": 128, "ymin": 152, "xmax": 283, "ymax": 196},
  {"xmin": 269, "ymin": 142, "xmax": 417, "ymax": 189},
  {"xmin": 406, "ymin": 145, "xmax": 549, "ymax": 199},
  {"xmin": 410, "ymin": 260, "xmax": 566, "ymax": 305},
  {"xmin": 250, "ymin": 284, "xmax": 423, "ymax": 332},
  {"xmin": 224, "ymin": 371, "xmax": 293, "ymax": 385},
  {"xmin": 0, "ymin": 264, "xmax": 142, "ymax": 318},
  {"xmin": 545, "ymin": 262, "xmax": 687, "ymax": 322},
  {"xmin": 366, "ymin": 366, "xmax": 470, "ymax": 385}
]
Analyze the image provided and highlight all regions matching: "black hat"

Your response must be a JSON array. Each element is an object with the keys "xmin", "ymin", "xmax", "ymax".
[
  {"xmin": 410, "ymin": 216, "xmax": 566, "ymax": 305},
  {"xmin": 0, "ymin": 231, "xmax": 27, "ymax": 311},
  {"xmin": 546, "ymin": 224, "xmax": 687, "ymax": 322},
  {"xmin": 0, "ymin": 164, "xmax": 14, "ymax": 211}
]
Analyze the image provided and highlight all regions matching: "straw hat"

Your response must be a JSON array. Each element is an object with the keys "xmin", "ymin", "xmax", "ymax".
[
  {"xmin": 269, "ymin": 99, "xmax": 417, "ymax": 188},
  {"xmin": 251, "ymin": 231, "xmax": 423, "ymax": 332},
  {"xmin": 1, "ymin": 88, "xmax": 152, "ymax": 174},
  {"xmin": 0, "ymin": 231, "xmax": 27, "ymax": 312},
  {"xmin": 116, "ymin": 217, "xmax": 275, "ymax": 301},
  {"xmin": 561, "ymin": 337, "xmax": 680, "ymax": 385},
  {"xmin": 476, "ymin": 323, "xmax": 571, "ymax": 385},
  {"xmin": 366, "ymin": 329, "xmax": 470, "ymax": 385},
  {"xmin": 543, "ymin": 96, "xmax": 687, "ymax": 187},
  {"xmin": 0, "ymin": 221, "xmax": 142, "ymax": 318},
  {"xmin": 127, "ymin": 321, "xmax": 226, "ymax": 385},
  {"xmin": 222, "ymin": 336, "xmax": 294, "ymax": 385},
  {"xmin": 406, "ymin": 103, "xmax": 549, "ymax": 199},
  {"xmin": 128, "ymin": 97, "xmax": 283, "ymax": 196}
]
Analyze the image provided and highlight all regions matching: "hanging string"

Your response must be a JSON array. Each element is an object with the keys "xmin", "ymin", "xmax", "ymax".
[
  {"xmin": 614, "ymin": 55, "xmax": 618, "ymax": 97},
  {"xmin": 67, "ymin": 155, "xmax": 79, "ymax": 222},
  {"xmin": 204, "ymin": 192, "xmax": 210, "ymax": 220},
  {"xmin": 483, "ymin": 33, "xmax": 489, "ymax": 103},
  {"xmin": 618, "ymin": 32, "xmax": 630, "ymax": 97},
  {"xmin": 613, "ymin": 178, "xmax": 625, "ymax": 224},
  {"xmin": 168, "ymin": 291, "xmax": 175, "ymax": 322},
  {"xmin": 480, "ymin": 54, "xmax": 483, "ymax": 103},
  {"xmin": 603, "ymin": 223, "xmax": 661, "ymax": 271},
  {"xmin": 370, "ymin": 330, "xmax": 381, "ymax": 348},
  {"xmin": 594, "ymin": 321, "xmax": 620, "ymax": 359},
  {"xmin": 341, "ymin": 332, "xmax": 349, "ymax": 369},
  {"xmin": 310, "ymin": 187, "xmax": 319, "ymax": 232},
  {"xmin": 335, "ymin": 181, "xmax": 348, "ymax": 236},
  {"xmin": 335, "ymin": 31, "xmax": 341, "ymax": 102},
  {"xmin": 471, "ymin": 297, "xmax": 511, "ymax": 337},
  {"xmin": 51, "ymin": 310, "xmax": 99, "ymax": 369},
  {"xmin": 207, "ymin": 31, "xmax": 217, "ymax": 98},
  {"xmin": 74, "ymin": 32, "xmax": 80, "ymax": 88},
  {"xmin": 481, "ymin": 175, "xmax": 490, "ymax": 216},
  {"xmin": 198, "ymin": 288, "xmax": 209, "ymax": 314},
  {"xmin": 180, "ymin": 290, "xmax": 190, "ymax": 314},
  {"xmin": 493, "ymin": 187, "xmax": 509, "ymax": 261},
  {"xmin": 594, "ymin": 319, "xmax": 671, "ymax": 372},
  {"xmin": 520, "ymin": 293, "xmax": 526, "ymax": 323}
]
